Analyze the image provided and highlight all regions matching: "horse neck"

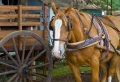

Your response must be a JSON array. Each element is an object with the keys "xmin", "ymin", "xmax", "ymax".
[
  {"xmin": 68, "ymin": 12, "xmax": 98, "ymax": 43},
  {"xmin": 68, "ymin": 13, "xmax": 86, "ymax": 43}
]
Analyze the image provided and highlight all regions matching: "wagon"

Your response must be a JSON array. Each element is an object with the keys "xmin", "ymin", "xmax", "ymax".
[{"xmin": 0, "ymin": 1, "xmax": 52, "ymax": 82}]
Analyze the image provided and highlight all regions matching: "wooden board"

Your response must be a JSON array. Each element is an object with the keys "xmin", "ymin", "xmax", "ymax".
[{"xmin": 0, "ymin": 5, "xmax": 49, "ymax": 50}]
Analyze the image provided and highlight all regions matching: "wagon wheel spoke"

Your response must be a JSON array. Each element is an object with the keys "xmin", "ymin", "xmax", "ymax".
[
  {"xmin": 29, "ymin": 63, "xmax": 49, "ymax": 69},
  {"xmin": 23, "ymin": 77, "xmax": 27, "ymax": 82},
  {"xmin": 14, "ymin": 76, "xmax": 19, "ymax": 82},
  {"xmin": 0, "ymin": 75, "xmax": 6, "ymax": 82},
  {"xmin": 1, "ymin": 46, "xmax": 18, "ymax": 66},
  {"xmin": 27, "ymin": 76, "xmax": 33, "ymax": 82},
  {"xmin": 0, "ymin": 31, "xmax": 52, "ymax": 82},
  {"xmin": 7, "ymin": 74, "xmax": 17, "ymax": 82},
  {"xmin": 32, "ymin": 72, "xmax": 47, "ymax": 78},
  {"xmin": 12, "ymin": 37, "xmax": 21, "ymax": 64},
  {"xmin": 0, "ymin": 61, "xmax": 17, "ymax": 69},
  {"xmin": 24, "ymin": 42, "xmax": 36, "ymax": 64},
  {"xmin": 19, "ymin": 78, "xmax": 22, "ymax": 82},
  {"xmin": 22, "ymin": 36, "xmax": 27, "ymax": 64},
  {"xmin": 0, "ymin": 70, "xmax": 16, "ymax": 76},
  {"xmin": 28, "ymin": 49, "xmax": 46, "ymax": 65}
]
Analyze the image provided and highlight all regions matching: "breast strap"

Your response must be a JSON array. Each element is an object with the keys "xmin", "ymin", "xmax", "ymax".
[{"xmin": 66, "ymin": 34, "xmax": 104, "ymax": 51}]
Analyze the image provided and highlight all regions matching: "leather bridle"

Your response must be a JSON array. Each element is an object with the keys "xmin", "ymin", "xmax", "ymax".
[{"xmin": 51, "ymin": 15, "xmax": 72, "ymax": 44}]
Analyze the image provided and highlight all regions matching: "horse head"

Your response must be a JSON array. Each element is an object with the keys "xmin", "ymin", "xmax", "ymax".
[{"xmin": 50, "ymin": 3, "xmax": 73, "ymax": 59}]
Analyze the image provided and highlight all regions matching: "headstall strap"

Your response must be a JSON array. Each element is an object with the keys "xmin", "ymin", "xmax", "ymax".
[
  {"xmin": 66, "ymin": 16, "xmax": 72, "ymax": 31},
  {"xmin": 65, "ymin": 16, "xmax": 73, "ymax": 46}
]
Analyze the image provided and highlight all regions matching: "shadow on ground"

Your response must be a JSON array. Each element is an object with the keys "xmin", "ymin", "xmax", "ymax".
[{"xmin": 52, "ymin": 73, "xmax": 118, "ymax": 82}]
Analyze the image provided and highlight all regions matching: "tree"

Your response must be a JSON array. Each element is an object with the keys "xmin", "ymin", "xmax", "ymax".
[{"xmin": 100, "ymin": 0, "xmax": 120, "ymax": 10}]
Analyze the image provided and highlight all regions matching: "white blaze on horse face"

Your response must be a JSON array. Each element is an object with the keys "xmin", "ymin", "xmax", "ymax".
[
  {"xmin": 108, "ymin": 76, "xmax": 112, "ymax": 82},
  {"xmin": 52, "ymin": 19, "xmax": 63, "ymax": 58}
]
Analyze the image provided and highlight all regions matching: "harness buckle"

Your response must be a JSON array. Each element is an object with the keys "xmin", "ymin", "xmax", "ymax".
[{"xmin": 101, "ymin": 34, "xmax": 105, "ymax": 39}]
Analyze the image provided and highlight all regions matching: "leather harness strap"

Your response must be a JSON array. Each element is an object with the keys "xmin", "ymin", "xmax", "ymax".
[
  {"xmin": 66, "ymin": 34, "xmax": 104, "ymax": 51},
  {"xmin": 51, "ymin": 10, "xmax": 118, "ymax": 55},
  {"xmin": 66, "ymin": 10, "xmax": 110, "ymax": 52}
]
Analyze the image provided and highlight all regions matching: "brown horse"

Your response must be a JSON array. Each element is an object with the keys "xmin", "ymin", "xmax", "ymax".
[
  {"xmin": 99, "ymin": 15, "xmax": 120, "ymax": 82},
  {"xmin": 100, "ymin": 15, "xmax": 120, "ymax": 32},
  {"xmin": 50, "ymin": 2, "xmax": 120, "ymax": 82}
]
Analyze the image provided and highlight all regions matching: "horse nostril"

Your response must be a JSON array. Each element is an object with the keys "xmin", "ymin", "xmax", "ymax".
[
  {"xmin": 59, "ymin": 50, "xmax": 63, "ymax": 57},
  {"xmin": 59, "ymin": 51, "xmax": 61, "ymax": 55},
  {"xmin": 52, "ymin": 50, "xmax": 61, "ymax": 59},
  {"xmin": 64, "ymin": 44, "xmax": 66, "ymax": 48}
]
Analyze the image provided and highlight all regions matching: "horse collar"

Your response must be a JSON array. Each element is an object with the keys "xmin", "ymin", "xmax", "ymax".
[{"xmin": 66, "ymin": 34, "xmax": 104, "ymax": 51}]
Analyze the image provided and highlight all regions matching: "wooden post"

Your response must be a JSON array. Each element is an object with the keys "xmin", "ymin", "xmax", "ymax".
[
  {"xmin": 18, "ymin": 5, "xmax": 22, "ymax": 30},
  {"xmin": 18, "ymin": 5, "xmax": 22, "ymax": 51},
  {"xmin": 42, "ymin": 5, "xmax": 47, "ymax": 40},
  {"xmin": 24, "ymin": 0, "xmax": 28, "ymax": 5}
]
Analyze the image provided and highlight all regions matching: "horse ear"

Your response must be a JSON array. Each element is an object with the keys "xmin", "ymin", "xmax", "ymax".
[
  {"xmin": 51, "ymin": 2, "xmax": 58, "ymax": 14},
  {"xmin": 65, "ymin": 6, "xmax": 72, "ymax": 13}
]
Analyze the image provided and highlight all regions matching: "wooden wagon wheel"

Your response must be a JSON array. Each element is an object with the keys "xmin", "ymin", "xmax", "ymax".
[{"xmin": 0, "ymin": 31, "xmax": 52, "ymax": 82}]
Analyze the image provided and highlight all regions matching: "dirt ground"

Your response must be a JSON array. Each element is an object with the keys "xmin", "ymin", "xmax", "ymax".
[
  {"xmin": 51, "ymin": 73, "xmax": 91, "ymax": 82},
  {"xmin": 52, "ymin": 74, "xmax": 74, "ymax": 82},
  {"xmin": 52, "ymin": 73, "xmax": 118, "ymax": 82}
]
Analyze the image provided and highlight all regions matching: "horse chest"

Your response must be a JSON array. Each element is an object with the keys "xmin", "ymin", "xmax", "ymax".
[{"xmin": 67, "ymin": 50, "xmax": 94, "ymax": 65}]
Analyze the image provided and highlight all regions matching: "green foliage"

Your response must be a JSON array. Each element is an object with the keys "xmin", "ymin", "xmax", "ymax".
[
  {"xmin": 100, "ymin": 0, "xmax": 120, "ymax": 10},
  {"xmin": 91, "ymin": 0, "xmax": 120, "ymax": 10},
  {"xmin": 52, "ymin": 61, "xmax": 91, "ymax": 77},
  {"xmin": 112, "ymin": 0, "xmax": 120, "ymax": 10},
  {"xmin": 52, "ymin": 60, "xmax": 71, "ymax": 77},
  {"xmin": 52, "ymin": 65, "xmax": 71, "ymax": 77}
]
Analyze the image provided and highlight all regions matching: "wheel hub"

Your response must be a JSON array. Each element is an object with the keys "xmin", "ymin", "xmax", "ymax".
[{"xmin": 17, "ymin": 65, "xmax": 28, "ymax": 77}]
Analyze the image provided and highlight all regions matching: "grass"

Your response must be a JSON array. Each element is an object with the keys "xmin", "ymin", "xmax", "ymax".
[
  {"xmin": 52, "ymin": 61, "xmax": 91, "ymax": 77},
  {"xmin": 52, "ymin": 65, "xmax": 71, "ymax": 77}
]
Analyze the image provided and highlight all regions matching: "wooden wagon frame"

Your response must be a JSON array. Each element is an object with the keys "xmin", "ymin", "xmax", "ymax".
[{"xmin": 0, "ymin": 1, "xmax": 52, "ymax": 82}]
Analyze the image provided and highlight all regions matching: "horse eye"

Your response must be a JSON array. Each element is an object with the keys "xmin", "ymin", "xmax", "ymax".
[
  {"xmin": 52, "ymin": 16, "xmax": 55, "ymax": 19},
  {"xmin": 66, "ymin": 16, "xmax": 69, "ymax": 18}
]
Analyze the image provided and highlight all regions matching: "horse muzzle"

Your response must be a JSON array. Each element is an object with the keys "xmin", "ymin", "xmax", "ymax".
[{"xmin": 52, "ymin": 51, "xmax": 62, "ymax": 59}]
